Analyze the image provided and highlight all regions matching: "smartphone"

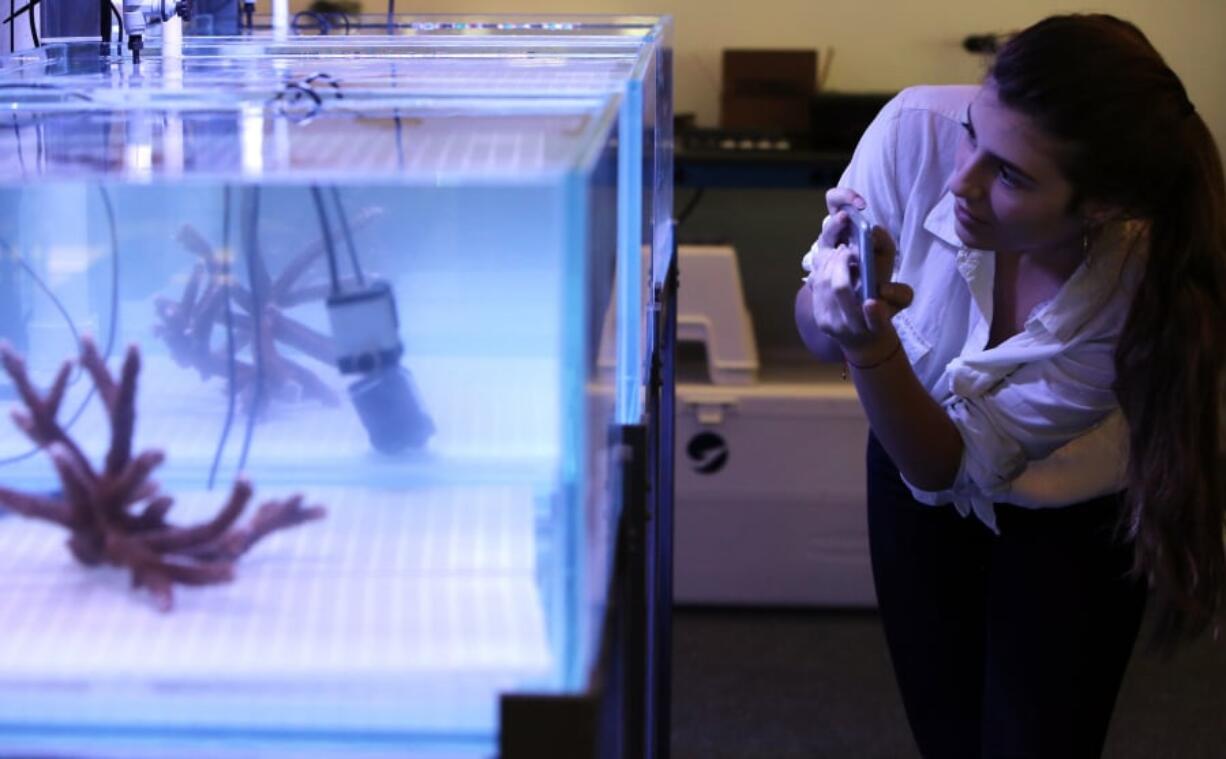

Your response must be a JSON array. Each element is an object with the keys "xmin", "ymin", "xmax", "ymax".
[{"xmin": 839, "ymin": 205, "xmax": 877, "ymax": 302}]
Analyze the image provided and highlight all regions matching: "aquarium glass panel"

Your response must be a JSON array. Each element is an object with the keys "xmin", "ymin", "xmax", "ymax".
[{"xmin": 0, "ymin": 86, "xmax": 622, "ymax": 751}]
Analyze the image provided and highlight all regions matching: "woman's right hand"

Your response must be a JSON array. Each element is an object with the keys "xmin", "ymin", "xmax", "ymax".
[{"xmin": 802, "ymin": 187, "xmax": 913, "ymax": 361}]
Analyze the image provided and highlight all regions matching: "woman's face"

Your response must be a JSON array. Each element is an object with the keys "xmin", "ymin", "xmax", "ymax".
[{"xmin": 948, "ymin": 81, "xmax": 1084, "ymax": 256}]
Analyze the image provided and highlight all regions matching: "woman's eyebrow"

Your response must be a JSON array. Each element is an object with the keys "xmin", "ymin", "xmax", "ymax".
[{"xmin": 966, "ymin": 102, "xmax": 1040, "ymax": 185}]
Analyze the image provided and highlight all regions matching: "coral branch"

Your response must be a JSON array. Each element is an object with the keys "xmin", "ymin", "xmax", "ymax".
[
  {"xmin": 79, "ymin": 339, "xmax": 139, "ymax": 476},
  {"xmin": 142, "ymin": 479, "xmax": 252, "ymax": 553},
  {"xmin": 1, "ymin": 348, "xmax": 96, "ymax": 486},
  {"xmin": 155, "ymin": 207, "xmax": 384, "ymax": 413},
  {"xmin": 179, "ymin": 496, "xmax": 325, "ymax": 564},
  {"xmin": 0, "ymin": 485, "xmax": 73, "ymax": 527},
  {"xmin": 266, "ymin": 311, "xmax": 336, "ymax": 365},
  {"xmin": 3, "ymin": 351, "xmax": 72, "ymax": 446}
]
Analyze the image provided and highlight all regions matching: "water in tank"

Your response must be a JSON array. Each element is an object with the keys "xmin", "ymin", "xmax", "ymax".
[
  {"xmin": 0, "ymin": 73, "xmax": 624, "ymax": 752},
  {"xmin": 28, "ymin": 17, "xmax": 674, "ymax": 422}
]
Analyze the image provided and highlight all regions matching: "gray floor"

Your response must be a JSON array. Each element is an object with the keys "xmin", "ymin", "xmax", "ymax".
[{"xmin": 669, "ymin": 605, "xmax": 1226, "ymax": 758}]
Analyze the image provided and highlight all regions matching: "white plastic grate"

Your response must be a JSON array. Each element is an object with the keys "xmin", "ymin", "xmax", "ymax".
[
  {"xmin": 0, "ymin": 483, "xmax": 553, "ymax": 733},
  {"xmin": 0, "ymin": 105, "xmax": 601, "ymax": 181}
]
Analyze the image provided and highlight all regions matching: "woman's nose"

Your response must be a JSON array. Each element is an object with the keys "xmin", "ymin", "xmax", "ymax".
[{"xmin": 949, "ymin": 153, "xmax": 987, "ymax": 201}]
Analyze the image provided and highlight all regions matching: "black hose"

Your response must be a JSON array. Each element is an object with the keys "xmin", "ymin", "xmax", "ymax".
[
  {"xmin": 111, "ymin": 1, "xmax": 124, "ymax": 43},
  {"xmin": 310, "ymin": 185, "xmax": 343, "ymax": 296},
  {"xmin": 291, "ymin": 11, "xmax": 328, "ymax": 35},
  {"xmin": 329, "ymin": 187, "xmax": 364, "ymax": 287},
  {"xmin": 0, "ymin": 187, "xmax": 120, "ymax": 467},
  {"xmin": 393, "ymin": 112, "xmax": 405, "ymax": 170},
  {"xmin": 236, "ymin": 187, "xmax": 264, "ymax": 475},
  {"xmin": 11, "ymin": 115, "xmax": 24, "ymax": 175},
  {"xmin": 97, "ymin": 186, "xmax": 120, "ymax": 359},
  {"xmin": 676, "ymin": 188, "xmax": 706, "ymax": 227},
  {"xmin": 26, "ymin": 0, "xmax": 36, "ymax": 48},
  {"xmin": 208, "ymin": 186, "xmax": 239, "ymax": 490}
]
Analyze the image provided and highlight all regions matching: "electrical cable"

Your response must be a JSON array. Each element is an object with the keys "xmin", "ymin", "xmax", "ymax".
[
  {"xmin": 309, "ymin": 184, "xmax": 343, "ymax": 296},
  {"xmin": 25, "ymin": 0, "xmax": 36, "ymax": 48},
  {"xmin": 303, "ymin": 72, "xmax": 343, "ymax": 100},
  {"xmin": 34, "ymin": 113, "xmax": 42, "ymax": 172},
  {"xmin": 675, "ymin": 187, "xmax": 706, "ymax": 227},
  {"xmin": 393, "ymin": 111, "xmax": 405, "ymax": 170},
  {"xmin": 270, "ymin": 81, "xmax": 323, "ymax": 124},
  {"xmin": 0, "ymin": 236, "xmax": 81, "ymax": 462},
  {"xmin": 0, "ymin": 186, "xmax": 120, "ymax": 467},
  {"xmin": 96, "ymin": 186, "xmax": 120, "ymax": 359},
  {"xmin": 0, "ymin": 0, "xmax": 38, "ymax": 44},
  {"xmin": 329, "ymin": 186, "xmax": 365, "ymax": 288},
  {"xmin": 11, "ymin": 115, "xmax": 25, "ymax": 176},
  {"xmin": 1, "ymin": 241, "xmax": 82, "ymax": 356},
  {"xmin": 110, "ymin": 0, "xmax": 124, "ymax": 43},
  {"xmin": 235, "ymin": 187, "xmax": 263, "ymax": 477},
  {"xmin": 0, "ymin": 0, "xmax": 35, "ymax": 28},
  {"xmin": 389, "ymin": 61, "xmax": 405, "ymax": 170},
  {"xmin": 386, "ymin": 0, "xmax": 394, "ymax": 33},
  {"xmin": 207, "ymin": 186, "xmax": 238, "ymax": 490},
  {"xmin": 291, "ymin": 11, "xmax": 329, "ymax": 36},
  {"xmin": 331, "ymin": 11, "xmax": 351, "ymax": 35},
  {"xmin": 269, "ymin": 74, "xmax": 341, "ymax": 125}
]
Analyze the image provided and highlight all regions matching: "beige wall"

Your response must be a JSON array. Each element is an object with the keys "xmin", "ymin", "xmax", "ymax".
[{"xmin": 312, "ymin": 0, "xmax": 1226, "ymax": 161}]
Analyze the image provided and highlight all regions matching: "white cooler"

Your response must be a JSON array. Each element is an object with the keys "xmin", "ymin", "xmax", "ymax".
[
  {"xmin": 674, "ymin": 370, "xmax": 874, "ymax": 606},
  {"xmin": 602, "ymin": 244, "xmax": 876, "ymax": 606},
  {"xmin": 670, "ymin": 244, "xmax": 875, "ymax": 607}
]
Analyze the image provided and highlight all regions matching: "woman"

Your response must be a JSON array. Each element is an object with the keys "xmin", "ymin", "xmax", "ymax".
[{"xmin": 795, "ymin": 14, "xmax": 1225, "ymax": 758}]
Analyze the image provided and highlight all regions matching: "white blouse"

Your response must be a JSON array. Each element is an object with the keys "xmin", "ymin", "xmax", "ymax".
[{"xmin": 802, "ymin": 84, "xmax": 1147, "ymax": 531}]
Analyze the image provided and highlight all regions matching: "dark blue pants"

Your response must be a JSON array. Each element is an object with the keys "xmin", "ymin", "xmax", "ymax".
[{"xmin": 866, "ymin": 433, "xmax": 1147, "ymax": 759}]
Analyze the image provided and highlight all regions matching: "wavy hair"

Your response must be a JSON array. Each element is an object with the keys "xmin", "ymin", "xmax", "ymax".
[{"xmin": 991, "ymin": 14, "xmax": 1226, "ymax": 647}]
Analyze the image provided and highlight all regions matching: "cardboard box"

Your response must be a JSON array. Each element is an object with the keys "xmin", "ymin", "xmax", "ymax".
[
  {"xmin": 722, "ymin": 49, "xmax": 817, "ymax": 97},
  {"xmin": 720, "ymin": 49, "xmax": 817, "ymax": 132}
]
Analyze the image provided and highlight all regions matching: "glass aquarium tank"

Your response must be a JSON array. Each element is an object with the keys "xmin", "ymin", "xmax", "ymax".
[
  {"xmin": 25, "ymin": 13, "xmax": 674, "ymax": 424},
  {"xmin": 0, "ymin": 53, "xmax": 638, "ymax": 755}
]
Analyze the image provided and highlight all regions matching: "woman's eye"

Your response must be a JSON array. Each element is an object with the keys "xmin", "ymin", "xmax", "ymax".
[
  {"xmin": 960, "ymin": 120, "xmax": 976, "ymax": 145},
  {"xmin": 997, "ymin": 164, "xmax": 1020, "ymax": 187}
]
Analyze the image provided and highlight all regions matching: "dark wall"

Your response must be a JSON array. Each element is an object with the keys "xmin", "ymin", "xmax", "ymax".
[{"xmin": 675, "ymin": 187, "xmax": 828, "ymax": 364}]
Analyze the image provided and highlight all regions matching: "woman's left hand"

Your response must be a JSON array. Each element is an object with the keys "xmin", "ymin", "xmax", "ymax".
[{"xmin": 804, "ymin": 211, "xmax": 913, "ymax": 365}]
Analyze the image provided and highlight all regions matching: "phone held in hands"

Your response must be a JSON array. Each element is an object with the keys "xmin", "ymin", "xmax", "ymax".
[{"xmin": 839, "ymin": 205, "xmax": 877, "ymax": 302}]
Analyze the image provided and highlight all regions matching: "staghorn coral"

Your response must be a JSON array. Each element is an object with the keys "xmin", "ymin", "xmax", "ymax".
[
  {"xmin": 0, "ymin": 337, "xmax": 325, "ymax": 611},
  {"xmin": 154, "ymin": 207, "xmax": 383, "ymax": 412}
]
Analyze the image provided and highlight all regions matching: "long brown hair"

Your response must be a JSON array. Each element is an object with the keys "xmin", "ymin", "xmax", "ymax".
[{"xmin": 991, "ymin": 15, "xmax": 1226, "ymax": 647}]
